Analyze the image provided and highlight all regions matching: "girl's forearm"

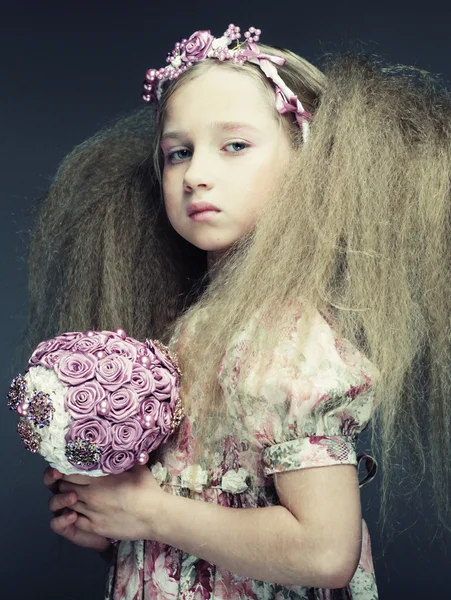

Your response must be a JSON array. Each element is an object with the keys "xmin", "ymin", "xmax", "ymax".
[{"xmin": 150, "ymin": 492, "xmax": 343, "ymax": 589}]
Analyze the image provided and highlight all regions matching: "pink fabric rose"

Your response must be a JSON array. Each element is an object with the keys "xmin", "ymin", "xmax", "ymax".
[
  {"xmin": 95, "ymin": 355, "xmax": 132, "ymax": 391},
  {"xmin": 104, "ymin": 339, "xmax": 137, "ymax": 362},
  {"xmin": 38, "ymin": 350, "xmax": 67, "ymax": 369},
  {"xmin": 66, "ymin": 415, "xmax": 111, "ymax": 447},
  {"xmin": 28, "ymin": 338, "xmax": 64, "ymax": 366},
  {"xmin": 111, "ymin": 418, "xmax": 143, "ymax": 451},
  {"xmin": 151, "ymin": 366, "xmax": 174, "ymax": 401},
  {"xmin": 70, "ymin": 332, "xmax": 109, "ymax": 353},
  {"xmin": 108, "ymin": 387, "xmax": 139, "ymax": 422},
  {"xmin": 157, "ymin": 401, "xmax": 173, "ymax": 435},
  {"xmin": 135, "ymin": 343, "xmax": 154, "ymax": 361},
  {"xmin": 138, "ymin": 428, "xmax": 164, "ymax": 455},
  {"xmin": 139, "ymin": 397, "xmax": 160, "ymax": 429},
  {"xmin": 100, "ymin": 448, "xmax": 136, "ymax": 474},
  {"xmin": 124, "ymin": 365, "xmax": 155, "ymax": 398},
  {"xmin": 151, "ymin": 340, "xmax": 179, "ymax": 374},
  {"xmin": 54, "ymin": 352, "xmax": 97, "ymax": 385},
  {"xmin": 65, "ymin": 380, "xmax": 106, "ymax": 417},
  {"xmin": 181, "ymin": 30, "xmax": 214, "ymax": 63},
  {"xmin": 53, "ymin": 331, "xmax": 85, "ymax": 350}
]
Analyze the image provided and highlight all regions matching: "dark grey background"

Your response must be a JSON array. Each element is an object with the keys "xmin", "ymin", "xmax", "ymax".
[{"xmin": 2, "ymin": 1, "xmax": 450, "ymax": 598}]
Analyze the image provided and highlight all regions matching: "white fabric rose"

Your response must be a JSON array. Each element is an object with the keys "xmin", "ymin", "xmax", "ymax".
[
  {"xmin": 180, "ymin": 465, "xmax": 209, "ymax": 492},
  {"xmin": 24, "ymin": 366, "xmax": 105, "ymax": 476},
  {"xmin": 221, "ymin": 468, "xmax": 249, "ymax": 494},
  {"xmin": 151, "ymin": 461, "xmax": 169, "ymax": 485},
  {"xmin": 211, "ymin": 36, "xmax": 231, "ymax": 50}
]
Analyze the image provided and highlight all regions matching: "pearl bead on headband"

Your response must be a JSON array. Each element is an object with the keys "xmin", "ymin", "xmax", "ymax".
[{"xmin": 142, "ymin": 24, "xmax": 313, "ymax": 143}]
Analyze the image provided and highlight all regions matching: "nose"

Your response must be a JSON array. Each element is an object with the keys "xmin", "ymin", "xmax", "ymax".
[{"xmin": 183, "ymin": 152, "xmax": 214, "ymax": 193}]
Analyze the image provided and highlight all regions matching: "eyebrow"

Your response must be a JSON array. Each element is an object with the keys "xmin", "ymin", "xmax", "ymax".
[{"xmin": 161, "ymin": 121, "xmax": 260, "ymax": 142}]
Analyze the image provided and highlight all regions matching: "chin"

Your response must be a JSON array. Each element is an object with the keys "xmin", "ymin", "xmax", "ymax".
[
  {"xmin": 187, "ymin": 237, "xmax": 236, "ymax": 253},
  {"xmin": 198, "ymin": 243, "xmax": 235, "ymax": 254}
]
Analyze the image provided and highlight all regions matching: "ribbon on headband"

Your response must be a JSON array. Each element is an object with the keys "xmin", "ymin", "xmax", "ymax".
[{"xmin": 242, "ymin": 41, "xmax": 312, "ymax": 140}]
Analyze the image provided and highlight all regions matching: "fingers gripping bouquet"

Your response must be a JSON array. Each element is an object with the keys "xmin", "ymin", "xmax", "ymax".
[{"xmin": 7, "ymin": 328, "xmax": 184, "ymax": 476}]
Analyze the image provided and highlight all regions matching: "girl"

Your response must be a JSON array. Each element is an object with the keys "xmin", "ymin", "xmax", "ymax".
[{"xmin": 31, "ymin": 22, "xmax": 451, "ymax": 600}]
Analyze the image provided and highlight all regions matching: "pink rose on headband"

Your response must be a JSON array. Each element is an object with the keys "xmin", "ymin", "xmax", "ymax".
[{"xmin": 181, "ymin": 30, "xmax": 214, "ymax": 63}]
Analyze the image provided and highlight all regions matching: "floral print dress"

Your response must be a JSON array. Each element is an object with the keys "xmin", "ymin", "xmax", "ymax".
[{"xmin": 104, "ymin": 307, "xmax": 379, "ymax": 599}]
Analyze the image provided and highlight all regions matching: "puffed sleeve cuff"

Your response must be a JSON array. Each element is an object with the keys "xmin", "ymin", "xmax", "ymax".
[
  {"xmin": 262, "ymin": 435, "xmax": 358, "ymax": 476},
  {"xmin": 262, "ymin": 435, "xmax": 378, "ymax": 488}
]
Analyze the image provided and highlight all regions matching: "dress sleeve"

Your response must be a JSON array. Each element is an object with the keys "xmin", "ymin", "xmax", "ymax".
[{"xmin": 257, "ymin": 310, "xmax": 378, "ymax": 488}]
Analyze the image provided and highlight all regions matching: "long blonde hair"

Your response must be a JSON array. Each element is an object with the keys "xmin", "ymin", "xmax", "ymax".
[
  {"xmin": 22, "ymin": 44, "xmax": 451, "ymax": 543},
  {"xmin": 155, "ymin": 47, "xmax": 451, "ymax": 540}
]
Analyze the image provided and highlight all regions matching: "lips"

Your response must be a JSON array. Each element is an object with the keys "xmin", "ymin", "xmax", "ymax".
[{"xmin": 187, "ymin": 202, "xmax": 220, "ymax": 217}]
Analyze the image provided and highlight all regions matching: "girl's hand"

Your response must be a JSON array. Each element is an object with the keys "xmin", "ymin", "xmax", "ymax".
[
  {"xmin": 48, "ymin": 463, "xmax": 165, "ymax": 543},
  {"xmin": 44, "ymin": 466, "xmax": 111, "ymax": 551}
]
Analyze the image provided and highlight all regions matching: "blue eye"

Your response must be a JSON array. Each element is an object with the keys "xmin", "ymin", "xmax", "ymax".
[
  {"xmin": 226, "ymin": 142, "xmax": 248, "ymax": 152},
  {"xmin": 165, "ymin": 141, "xmax": 249, "ymax": 164},
  {"xmin": 167, "ymin": 149, "xmax": 191, "ymax": 162}
]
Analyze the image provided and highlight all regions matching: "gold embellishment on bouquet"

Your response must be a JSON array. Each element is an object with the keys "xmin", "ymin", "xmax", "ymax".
[
  {"xmin": 17, "ymin": 420, "xmax": 41, "ymax": 453},
  {"xmin": 170, "ymin": 397, "xmax": 185, "ymax": 434},
  {"xmin": 65, "ymin": 437, "xmax": 104, "ymax": 468},
  {"xmin": 152, "ymin": 338, "xmax": 182, "ymax": 377},
  {"xmin": 28, "ymin": 392, "xmax": 55, "ymax": 428},
  {"xmin": 7, "ymin": 374, "xmax": 27, "ymax": 411}
]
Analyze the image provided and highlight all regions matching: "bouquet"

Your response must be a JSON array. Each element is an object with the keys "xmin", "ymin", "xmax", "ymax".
[{"xmin": 7, "ymin": 328, "xmax": 184, "ymax": 476}]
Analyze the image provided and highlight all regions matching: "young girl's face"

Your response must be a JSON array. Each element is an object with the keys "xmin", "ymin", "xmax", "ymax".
[{"xmin": 160, "ymin": 66, "xmax": 293, "ymax": 253}]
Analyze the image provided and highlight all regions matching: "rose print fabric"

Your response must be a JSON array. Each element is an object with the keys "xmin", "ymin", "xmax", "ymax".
[{"xmin": 104, "ymin": 307, "xmax": 379, "ymax": 599}]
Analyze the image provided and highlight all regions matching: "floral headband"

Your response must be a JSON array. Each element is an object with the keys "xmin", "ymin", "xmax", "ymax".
[{"xmin": 141, "ymin": 24, "xmax": 313, "ymax": 142}]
